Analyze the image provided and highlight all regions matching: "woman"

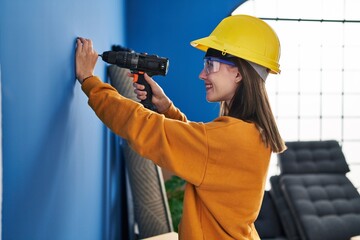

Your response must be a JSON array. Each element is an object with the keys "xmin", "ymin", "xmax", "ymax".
[{"xmin": 76, "ymin": 14, "xmax": 286, "ymax": 240}]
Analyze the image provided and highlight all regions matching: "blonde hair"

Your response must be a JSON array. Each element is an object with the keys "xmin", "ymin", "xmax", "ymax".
[{"xmin": 220, "ymin": 58, "xmax": 286, "ymax": 153}]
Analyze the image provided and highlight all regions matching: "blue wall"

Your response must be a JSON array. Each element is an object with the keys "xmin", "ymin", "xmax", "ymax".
[
  {"xmin": 0, "ymin": 0, "xmax": 245, "ymax": 239},
  {"xmin": 0, "ymin": 0, "xmax": 125, "ymax": 239},
  {"xmin": 126, "ymin": 0, "xmax": 244, "ymax": 122}
]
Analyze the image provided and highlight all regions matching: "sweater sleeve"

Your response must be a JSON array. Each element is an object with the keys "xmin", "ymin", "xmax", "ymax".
[
  {"xmin": 161, "ymin": 102, "xmax": 188, "ymax": 122},
  {"xmin": 82, "ymin": 76, "xmax": 208, "ymax": 186}
]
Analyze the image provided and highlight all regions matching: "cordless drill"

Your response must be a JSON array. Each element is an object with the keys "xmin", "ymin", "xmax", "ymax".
[{"xmin": 99, "ymin": 46, "xmax": 169, "ymax": 111}]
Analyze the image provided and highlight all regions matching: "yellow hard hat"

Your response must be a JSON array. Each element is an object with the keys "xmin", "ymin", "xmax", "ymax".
[{"xmin": 191, "ymin": 14, "xmax": 281, "ymax": 74}]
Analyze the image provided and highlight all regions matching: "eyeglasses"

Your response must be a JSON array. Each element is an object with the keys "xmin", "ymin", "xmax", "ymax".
[{"xmin": 203, "ymin": 57, "xmax": 236, "ymax": 75}]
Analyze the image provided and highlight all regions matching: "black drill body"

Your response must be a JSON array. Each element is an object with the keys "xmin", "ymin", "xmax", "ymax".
[{"xmin": 100, "ymin": 48, "xmax": 169, "ymax": 110}]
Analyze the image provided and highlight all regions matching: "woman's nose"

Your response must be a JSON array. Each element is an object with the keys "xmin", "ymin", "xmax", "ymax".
[{"xmin": 199, "ymin": 68, "xmax": 207, "ymax": 81}]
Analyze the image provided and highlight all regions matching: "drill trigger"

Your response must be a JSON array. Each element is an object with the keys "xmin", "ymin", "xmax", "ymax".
[{"xmin": 133, "ymin": 73, "xmax": 138, "ymax": 83}]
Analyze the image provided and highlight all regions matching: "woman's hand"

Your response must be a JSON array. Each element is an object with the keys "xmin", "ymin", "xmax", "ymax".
[
  {"xmin": 133, "ymin": 73, "xmax": 172, "ymax": 113},
  {"xmin": 75, "ymin": 37, "xmax": 98, "ymax": 84}
]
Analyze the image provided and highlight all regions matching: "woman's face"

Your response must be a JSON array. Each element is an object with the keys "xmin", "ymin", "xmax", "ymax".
[{"xmin": 199, "ymin": 60, "xmax": 242, "ymax": 105}]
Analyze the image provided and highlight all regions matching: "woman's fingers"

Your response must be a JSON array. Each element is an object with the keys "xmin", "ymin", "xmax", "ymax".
[
  {"xmin": 134, "ymin": 89, "xmax": 147, "ymax": 100},
  {"xmin": 75, "ymin": 37, "xmax": 98, "ymax": 83}
]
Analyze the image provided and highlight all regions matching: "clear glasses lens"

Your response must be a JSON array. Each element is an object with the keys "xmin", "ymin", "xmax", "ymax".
[
  {"xmin": 204, "ymin": 59, "xmax": 220, "ymax": 74},
  {"xmin": 203, "ymin": 57, "xmax": 235, "ymax": 74}
]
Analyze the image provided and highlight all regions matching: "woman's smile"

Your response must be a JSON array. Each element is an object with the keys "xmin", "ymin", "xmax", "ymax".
[{"xmin": 205, "ymin": 82, "xmax": 213, "ymax": 91}]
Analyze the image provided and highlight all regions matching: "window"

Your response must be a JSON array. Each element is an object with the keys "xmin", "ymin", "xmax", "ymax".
[{"xmin": 233, "ymin": 0, "xmax": 360, "ymax": 189}]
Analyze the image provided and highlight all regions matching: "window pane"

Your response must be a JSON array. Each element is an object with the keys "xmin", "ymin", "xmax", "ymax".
[
  {"xmin": 268, "ymin": 94, "xmax": 278, "ymax": 115},
  {"xmin": 277, "ymin": 0, "xmax": 302, "ymax": 19},
  {"xmin": 344, "ymin": 46, "xmax": 360, "ymax": 70},
  {"xmin": 265, "ymin": 80, "xmax": 277, "ymax": 95},
  {"xmin": 299, "ymin": 118, "xmax": 320, "ymax": 140},
  {"xmin": 322, "ymin": 45, "xmax": 343, "ymax": 70},
  {"xmin": 322, "ymin": 94, "xmax": 342, "ymax": 117},
  {"xmin": 321, "ymin": 118, "xmax": 342, "ymax": 140},
  {"xmin": 300, "ymin": 94, "xmax": 320, "ymax": 117},
  {"xmin": 344, "ymin": 95, "xmax": 360, "ymax": 117},
  {"xmin": 278, "ymin": 94, "xmax": 298, "ymax": 117},
  {"xmin": 344, "ymin": 70, "xmax": 360, "ymax": 93},
  {"xmin": 322, "ymin": 70, "xmax": 343, "ymax": 94},
  {"xmin": 298, "ymin": 22, "xmax": 322, "ymax": 46},
  {"xmin": 278, "ymin": 69, "xmax": 298, "ymax": 93},
  {"xmin": 322, "ymin": 0, "xmax": 344, "ymax": 19},
  {"xmin": 299, "ymin": 70, "xmax": 321, "ymax": 93},
  {"xmin": 299, "ymin": 0, "xmax": 322, "ymax": 19},
  {"xmin": 254, "ymin": 0, "xmax": 277, "ymax": 18},
  {"xmin": 280, "ymin": 46, "xmax": 299, "ymax": 70},
  {"xmin": 347, "ymin": 164, "xmax": 360, "ymax": 189},
  {"xmin": 321, "ymin": 23, "xmax": 344, "ymax": 45},
  {"xmin": 277, "ymin": 118, "xmax": 298, "ymax": 141},
  {"xmin": 342, "ymin": 141, "xmax": 360, "ymax": 189},
  {"xmin": 344, "ymin": 23, "xmax": 360, "ymax": 45},
  {"xmin": 342, "ymin": 141, "xmax": 360, "ymax": 164},
  {"xmin": 233, "ymin": 1, "xmax": 360, "ymax": 179},
  {"xmin": 266, "ymin": 154, "xmax": 281, "ymax": 190},
  {"xmin": 267, "ymin": 73, "xmax": 280, "ymax": 83},
  {"xmin": 343, "ymin": 118, "xmax": 360, "ymax": 140},
  {"xmin": 345, "ymin": 0, "xmax": 360, "ymax": 20}
]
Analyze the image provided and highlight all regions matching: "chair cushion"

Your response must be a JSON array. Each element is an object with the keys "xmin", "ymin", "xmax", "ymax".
[
  {"xmin": 270, "ymin": 176, "xmax": 301, "ymax": 240},
  {"xmin": 280, "ymin": 174, "xmax": 360, "ymax": 240},
  {"xmin": 278, "ymin": 140, "xmax": 350, "ymax": 174}
]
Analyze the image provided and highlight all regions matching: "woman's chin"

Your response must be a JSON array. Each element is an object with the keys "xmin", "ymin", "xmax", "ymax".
[{"xmin": 206, "ymin": 95, "xmax": 216, "ymax": 103}]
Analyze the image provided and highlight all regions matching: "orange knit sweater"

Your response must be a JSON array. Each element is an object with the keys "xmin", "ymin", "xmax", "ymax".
[{"xmin": 82, "ymin": 76, "xmax": 271, "ymax": 240}]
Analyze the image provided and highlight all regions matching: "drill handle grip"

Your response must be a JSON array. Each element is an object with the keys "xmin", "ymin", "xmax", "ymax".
[{"xmin": 135, "ymin": 73, "xmax": 156, "ymax": 111}]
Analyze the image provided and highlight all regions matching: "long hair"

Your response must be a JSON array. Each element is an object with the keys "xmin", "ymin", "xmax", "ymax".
[{"xmin": 220, "ymin": 58, "xmax": 286, "ymax": 153}]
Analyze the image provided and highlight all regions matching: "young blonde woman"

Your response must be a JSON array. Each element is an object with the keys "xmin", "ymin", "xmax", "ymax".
[{"xmin": 75, "ymin": 14, "xmax": 286, "ymax": 240}]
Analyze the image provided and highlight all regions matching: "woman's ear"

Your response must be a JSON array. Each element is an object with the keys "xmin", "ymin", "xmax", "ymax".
[{"xmin": 235, "ymin": 72, "xmax": 242, "ymax": 83}]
